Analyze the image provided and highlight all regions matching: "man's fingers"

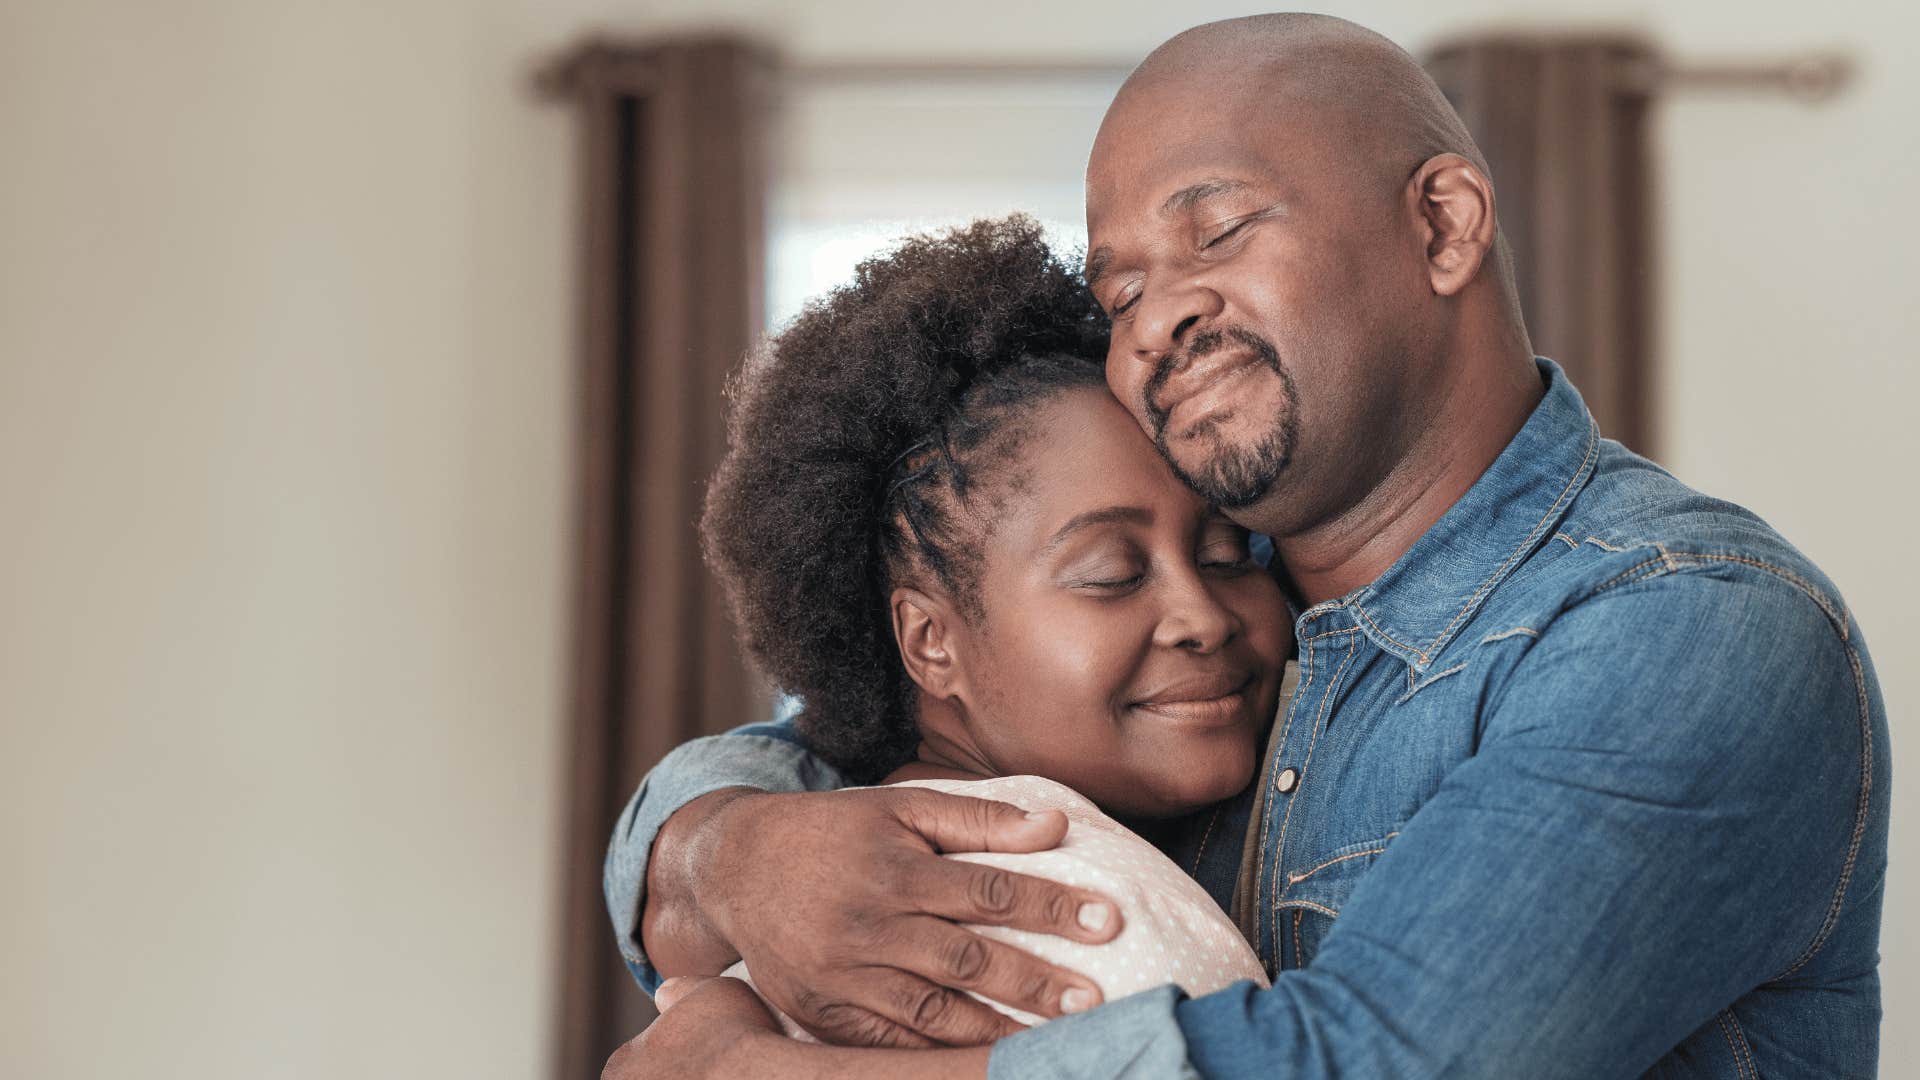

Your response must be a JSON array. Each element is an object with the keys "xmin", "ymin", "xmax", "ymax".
[
  {"xmin": 654, "ymin": 976, "xmax": 704, "ymax": 1012},
  {"xmin": 601, "ymin": 1034, "xmax": 642, "ymax": 1080},
  {"xmin": 895, "ymin": 790, "xmax": 1070, "ymax": 855},
  {"xmin": 886, "ymin": 919, "xmax": 1104, "ymax": 1021},
  {"xmin": 890, "ymin": 790, "xmax": 1121, "ymax": 939},
  {"xmin": 783, "ymin": 981, "xmax": 929, "ymax": 1048},
  {"xmin": 788, "ymin": 973, "xmax": 1018, "ymax": 1048},
  {"xmin": 657, "ymin": 975, "xmax": 767, "ymax": 1017},
  {"xmin": 907, "ymin": 855, "xmax": 1122, "ymax": 943}
]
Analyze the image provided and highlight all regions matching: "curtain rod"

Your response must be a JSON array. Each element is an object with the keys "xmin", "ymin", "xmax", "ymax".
[
  {"xmin": 537, "ymin": 41, "xmax": 1852, "ymax": 105},
  {"xmin": 1641, "ymin": 55, "xmax": 1852, "ymax": 102},
  {"xmin": 782, "ymin": 60, "xmax": 1132, "ymax": 83},
  {"xmin": 781, "ymin": 53, "xmax": 1854, "ymax": 103}
]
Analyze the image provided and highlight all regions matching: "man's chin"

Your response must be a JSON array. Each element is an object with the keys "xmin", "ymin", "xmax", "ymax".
[
  {"xmin": 1164, "ymin": 431, "xmax": 1288, "ymax": 509},
  {"xmin": 1185, "ymin": 469, "xmax": 1280, "ymax": 510}
]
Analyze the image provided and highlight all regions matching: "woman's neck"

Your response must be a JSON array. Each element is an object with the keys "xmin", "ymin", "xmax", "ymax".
[
  {"xmin": 882, "ymin": 740, "xmax": 995, "ymax": 785},
  {"xmin": 885, "ymin": 695, "xmax": 1002, "ymax": 785}
]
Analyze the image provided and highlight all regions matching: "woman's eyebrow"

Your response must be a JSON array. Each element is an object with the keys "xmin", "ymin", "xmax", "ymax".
[{"xmin": 1043, "ymin": 506, "xmax": 1152, "ymax": 555}]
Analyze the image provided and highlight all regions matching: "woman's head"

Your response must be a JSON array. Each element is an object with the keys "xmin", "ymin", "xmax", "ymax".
[{"xmin": 703, "ymin": 216, "xmax": 1289, "ymax": 814}]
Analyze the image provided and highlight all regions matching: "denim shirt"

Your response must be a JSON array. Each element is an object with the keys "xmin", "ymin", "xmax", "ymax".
[{"xmin": 604, "ymin": 360, "xmax": 1889, "ymax": 1079}]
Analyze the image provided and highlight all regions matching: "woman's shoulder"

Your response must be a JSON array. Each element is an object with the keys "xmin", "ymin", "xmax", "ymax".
[
  {"xmin": 889, "ymin": 775, "xmax": 1270, "ymax": 999},
  {"xmin": 887, "ymin": 774, "xmax": 1113, "ymax": 828},
  {"xmin": 888, "ymin": 775, "xmax": 1192, "ymax": 892}
]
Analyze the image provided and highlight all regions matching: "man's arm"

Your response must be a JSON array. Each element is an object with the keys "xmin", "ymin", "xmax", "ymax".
[
  {"xmin": 638, "ymin": 786, "xmax": 762, "ymax": 977},
  {"xmin": 988, "ymin": 568, "xmax": 1881, "ymax": 1078},
  {"xmin": 604, "ymin": 714, "xmax": 847, "ymax": 993},
  {"xmin": 604, "ymin": 714, "xmax": 1126, "ymax": 1046}
]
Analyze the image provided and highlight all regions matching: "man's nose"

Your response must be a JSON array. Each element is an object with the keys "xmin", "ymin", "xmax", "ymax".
[{"xmin": 1131, "ymin": 279, "xmax": 1224, "ymax": 364}]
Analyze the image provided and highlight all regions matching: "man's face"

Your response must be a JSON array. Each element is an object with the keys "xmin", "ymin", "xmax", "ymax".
[{"xmin": 1085, "ymin": 81, "xmax": 1430, "ymax": 532}]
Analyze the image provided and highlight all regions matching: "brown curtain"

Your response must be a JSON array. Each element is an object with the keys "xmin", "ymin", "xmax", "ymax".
[
  {"xmin": 541, "ymin": 36, "xmax": 771, "ymax": 1080},
  {"xmin": 1425, "ymin": 36, "xmax": 1658, "ymax": 452}
]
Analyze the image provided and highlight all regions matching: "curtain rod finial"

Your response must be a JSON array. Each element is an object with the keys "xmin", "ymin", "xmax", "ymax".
[
  {"xmin": 1783, "ymin": 54, "xmax": 1854, "ymax": 102},
  {"xmin": 1658, "ymin": 51, "xmax": 1857, "ymax": 103}
]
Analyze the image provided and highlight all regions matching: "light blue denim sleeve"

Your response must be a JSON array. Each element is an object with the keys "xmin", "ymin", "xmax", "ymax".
[
  {"xmin": 986, "ymin": 985, "xmax": 1199, "ymax": 1080},
  {"xmin": 602, "ymin": 701, "xmax": 850, "ymax": 995},
  {"xmin": 991, "ymin": 567, "xmax": 1883, "ymax": 1078}
]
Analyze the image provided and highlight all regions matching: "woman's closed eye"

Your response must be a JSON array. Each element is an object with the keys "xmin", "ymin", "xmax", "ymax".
[
  {"xmin": 1074, "ymin": 567, "xmax": 1146, "ymax": 592},
  {"xmin": 1198, "ymin": 528, "xmax": 1256, "ymax": 573},
  {"xmin": 1062, "ymin": 552, "xmax": 1148, "ymax": 592}
]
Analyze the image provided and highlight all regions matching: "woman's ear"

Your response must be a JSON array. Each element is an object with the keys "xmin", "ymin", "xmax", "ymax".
[{"xmin": 891, "ymin": 585, "xmax": 966, "ymax": 699}]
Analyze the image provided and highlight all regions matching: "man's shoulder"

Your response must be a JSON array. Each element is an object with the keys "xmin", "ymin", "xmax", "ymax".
[
  {"xmin": 1462, "ymin": 438, "xmax": 1881, "ymax": 789},
  {"xmin": 1493, "ymin": 437, "xmax": 1850, "ymax": 633}
]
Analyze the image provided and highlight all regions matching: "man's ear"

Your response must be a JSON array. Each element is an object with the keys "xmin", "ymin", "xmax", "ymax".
[
  {"xmin": 891, "ymin": 585, "xmax": 965, "ymax": 700},
  {"xmin": 1409, "ymin": 152, "xmax": 1498, "ymax": 297}
]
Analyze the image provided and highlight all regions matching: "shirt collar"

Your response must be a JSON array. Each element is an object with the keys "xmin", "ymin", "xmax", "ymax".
[{"xmin": 1331, "ymin": 357, "xmax": 1600, "ymax": 671}]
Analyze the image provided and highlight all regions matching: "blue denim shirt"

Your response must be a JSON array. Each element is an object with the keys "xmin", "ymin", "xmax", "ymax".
[{"xmin": 604, "ymin": 360, "xmax": 1889, "ymax": 1078}]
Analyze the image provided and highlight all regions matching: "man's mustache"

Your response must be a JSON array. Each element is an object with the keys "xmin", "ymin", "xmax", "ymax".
[{"xmin": 1142, "ymin": 325, "xmax": 1283, "ymax": 433}]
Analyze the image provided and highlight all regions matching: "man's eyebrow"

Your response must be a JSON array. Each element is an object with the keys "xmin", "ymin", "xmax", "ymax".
[
  {"xmin": 1161, "ymin": 178, "xmax": 1250, "ymax": 214},
  {"xmin": 1085, "ymin": 179, "xmax": 1256, "ymax": 291},
  {"xmin": 1083, "ymin": 245, "xmax": 1114, "ymax": 291},
  {"xmin": 1043, "ymin": 505, "xmax": 1152, "ymax": 554}
]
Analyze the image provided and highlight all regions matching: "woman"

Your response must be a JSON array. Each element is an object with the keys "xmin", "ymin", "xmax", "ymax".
[{"xmin": 701, "ymin": 215, "xmax": 1290, "ymax": 1033}]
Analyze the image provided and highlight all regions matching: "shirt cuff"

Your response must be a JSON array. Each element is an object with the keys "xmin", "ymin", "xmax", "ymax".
[
  {"xmin": 602, "ymin": 724, "xmax": 846, "ymax": 994},
  {"xmin": 987, "ymin": 984, "xmax": 1199, "ymax": 1080}
]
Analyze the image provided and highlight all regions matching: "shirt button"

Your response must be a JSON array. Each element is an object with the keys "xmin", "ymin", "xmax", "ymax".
[{"xmin": 1275, "ymin": 767, "xmax": 1299, "ymax": 794}]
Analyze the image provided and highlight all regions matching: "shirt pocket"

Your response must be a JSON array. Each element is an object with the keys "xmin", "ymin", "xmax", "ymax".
[{"xmin": 1273, "ymin": 831, "xmax": 1398, "ymax": 970}]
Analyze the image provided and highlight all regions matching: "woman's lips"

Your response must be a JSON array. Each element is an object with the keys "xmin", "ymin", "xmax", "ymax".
[{"xmin": 1130, "ymin": 672, "xmax": 1257, "ymax": 727}]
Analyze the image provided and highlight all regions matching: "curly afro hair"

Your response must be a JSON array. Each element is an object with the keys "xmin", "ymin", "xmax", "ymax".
[{"xmin": 701, "ymin": 215, "xmax": 1111, "ymax": 782}]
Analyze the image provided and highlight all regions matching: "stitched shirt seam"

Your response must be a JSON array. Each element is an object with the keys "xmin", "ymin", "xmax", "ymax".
[
  {"xmin": 1347, "ymin": 413, "xmax": 1598, "ymax": 667},
  {"xmin": 1269, "ymin": 633, "xmax": 1358, "ymax": 957},
  {"xmin": 1573, "ymin": 551, "xmax": 1868, "ymax": 980},
  {"xmin": 1285, "ymin": 835, "xmax": 1398, "ymax": 889}
]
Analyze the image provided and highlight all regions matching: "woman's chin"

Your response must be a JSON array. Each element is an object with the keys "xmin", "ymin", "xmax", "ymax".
[{"xmin": 1103, "ymin": 744, "xmax": 1260, "ymax": 818}]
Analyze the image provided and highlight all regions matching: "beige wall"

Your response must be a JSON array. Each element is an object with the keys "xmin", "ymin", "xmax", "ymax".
[
  {"xmin": 0, "ymin": 3, "xmax": 575, "ymax": 1077},
  {"xmin": 2, "ymin": 2, "xmax": 1911, "ymax": 1078}
]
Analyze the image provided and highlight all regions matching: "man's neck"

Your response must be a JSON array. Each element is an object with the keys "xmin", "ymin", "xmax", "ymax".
[{"xmin": 1273, "ymin": 353, "xmax": 1543, "ymax": 606}]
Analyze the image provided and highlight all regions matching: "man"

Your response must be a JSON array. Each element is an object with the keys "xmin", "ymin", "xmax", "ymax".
[{"xmin": 603, "ymin": 14, "xmax": 1888, "ymax": 1078}]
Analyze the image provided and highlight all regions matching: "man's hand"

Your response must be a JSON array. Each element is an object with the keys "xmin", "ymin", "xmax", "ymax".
[
  {"xmin": 603, "ymin": 977, "xmax": 779, "ymax": 1080},
  {"xmin": 642, "ymin": 786, "xmax": 1122, "ymax": 1047},
  {"xmin": 604, "ymin": 976, "xmax": 991, "ymax": 1080}
]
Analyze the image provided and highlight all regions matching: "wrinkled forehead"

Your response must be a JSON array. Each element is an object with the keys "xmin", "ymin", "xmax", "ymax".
[
  {"xmin": 1087, "ymin": 141, "xmax": 1271, "ymax": 235},
  {"xmin": 1088, "ymin": 93, "xmax": 1316, "ymax": 231}
]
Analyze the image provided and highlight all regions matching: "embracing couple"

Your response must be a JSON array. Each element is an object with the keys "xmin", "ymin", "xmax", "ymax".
[{"xmin": 602, "ymin": 14, "xmax": 1888, "ymax": 1079}]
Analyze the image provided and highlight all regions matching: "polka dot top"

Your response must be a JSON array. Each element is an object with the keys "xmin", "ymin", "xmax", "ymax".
[{"xmin": 724, "ymin": 774, "xmax": 1269, "ymax": 1039}]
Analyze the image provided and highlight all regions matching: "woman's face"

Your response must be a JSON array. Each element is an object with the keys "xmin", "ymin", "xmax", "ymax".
[{"xmin": 928, "ymin": 385, "xmax": 1292, "ymax": 817}]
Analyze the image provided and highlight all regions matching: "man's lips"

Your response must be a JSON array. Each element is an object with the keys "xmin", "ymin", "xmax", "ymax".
[
  {"xmin": 1150, "ymin": 349, "xmax": 1263, "ymax": 429},
  {"xmin": 1130, "ymin": 671, "xmax": 1257, "ymax": 726}
]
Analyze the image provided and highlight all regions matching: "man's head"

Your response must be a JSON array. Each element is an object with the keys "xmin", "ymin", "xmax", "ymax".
[{"xmin": 1087, "ymin": 13, "xmax": 1529, "ymax": 535}]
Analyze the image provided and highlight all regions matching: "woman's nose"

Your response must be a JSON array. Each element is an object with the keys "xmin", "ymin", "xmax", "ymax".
[{"xmin": 1153, "ymin": 574, "xmax": 1241, "ymax": 653}]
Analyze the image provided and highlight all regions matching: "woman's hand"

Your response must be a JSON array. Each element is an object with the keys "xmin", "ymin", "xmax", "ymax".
[
  {"xmin": 642, "ymin": 786, "xmax": 1122, "ymax": 1046},
  {"xmin": 602, "ymin": 976, "xmax": 992, "ymax": 1080}
]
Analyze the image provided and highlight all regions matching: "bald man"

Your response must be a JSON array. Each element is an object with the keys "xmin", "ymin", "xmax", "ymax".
[{"xmin": 602, "ymin": 15, "xmax": 1887, "ymax": 1079}]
